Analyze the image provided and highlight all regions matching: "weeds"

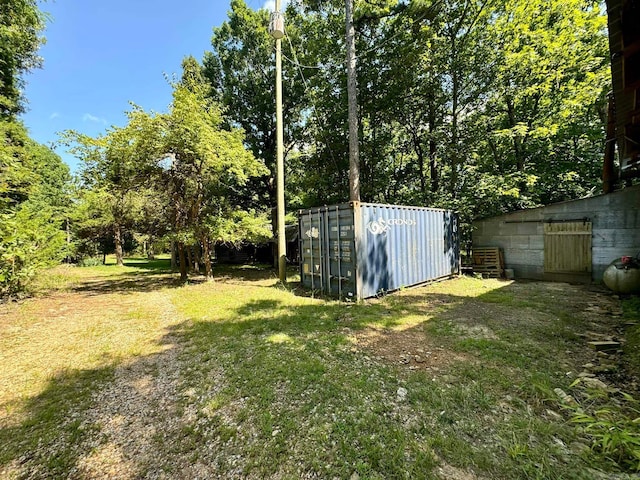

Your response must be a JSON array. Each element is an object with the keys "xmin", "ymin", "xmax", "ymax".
[{"xmin": 566, "ymin": 381, "xmax": 640, "ymax": 472}]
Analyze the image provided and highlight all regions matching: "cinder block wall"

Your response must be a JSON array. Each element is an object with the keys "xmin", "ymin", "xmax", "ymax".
[{"xmin": 473, "ymin": 186, "xmax": 640, "ymax": 282}]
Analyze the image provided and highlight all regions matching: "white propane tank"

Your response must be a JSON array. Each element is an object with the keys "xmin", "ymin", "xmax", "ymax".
[
  {"xmin": 603, "ymin": 256, "xmax": 640, "ymax": 294},
  {"xmin": 269, "ymin": 12, "xmax": 285, "ymax": 39}
]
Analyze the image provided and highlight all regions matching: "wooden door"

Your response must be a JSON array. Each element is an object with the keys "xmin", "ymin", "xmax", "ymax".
[{"xmin": 544, "ymin": 221, "xmax": 592, "ymax": 274}]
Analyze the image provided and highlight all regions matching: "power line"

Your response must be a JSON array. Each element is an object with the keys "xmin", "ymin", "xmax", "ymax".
[{"xmin": 283, "ymin": 24, "xmax": 342, "ymax": 176}]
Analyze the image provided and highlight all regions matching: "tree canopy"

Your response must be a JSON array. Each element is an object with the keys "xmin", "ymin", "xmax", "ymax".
[
  {"xmin": 204, "ymin": 0, "xmax": 610, "ymax": 250},
  {"xmin": 1, "ymin": 0, "xmax": 71, "ymax": 296}
]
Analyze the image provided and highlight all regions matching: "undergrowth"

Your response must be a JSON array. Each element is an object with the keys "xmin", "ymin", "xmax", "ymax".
[{"xmin": 566, "ymin": 381, "xmax": 640, "ymax": 472}]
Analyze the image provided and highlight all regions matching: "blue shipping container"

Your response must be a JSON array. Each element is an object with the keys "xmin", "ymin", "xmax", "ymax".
[{"xmin": 299, "ymin": 202, "xmax": 459, "ymax": 300}]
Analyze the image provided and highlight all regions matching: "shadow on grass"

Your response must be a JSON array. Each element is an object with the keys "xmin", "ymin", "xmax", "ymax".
[
  {"xmin": 71, "ymin": 260, "xmax": 285, "ymax": 296},
  {"xmin": 0, "ymin": 278, "xmax": 621, "ymax": 478},
  {"xmin": 71, "ymin": 271, "xmax": 185, "ymax": 295},
  {"xmin": 0, "ymin": 364, "xmax": 117, "ymax": 478}
]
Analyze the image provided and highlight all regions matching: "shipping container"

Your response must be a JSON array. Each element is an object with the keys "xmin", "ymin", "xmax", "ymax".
[{"xmin": 298, "ymin": 202, "xmax": 460, "ymax": 300}]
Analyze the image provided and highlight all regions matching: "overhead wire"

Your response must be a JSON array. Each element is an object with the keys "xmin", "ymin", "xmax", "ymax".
[
  {"xmin": 283, "ymin": 23, "xmax": 342, "ymax": 175},
  {"xmin": 276, "ymin": 1, "xmax": 437, "ymax": 183}
]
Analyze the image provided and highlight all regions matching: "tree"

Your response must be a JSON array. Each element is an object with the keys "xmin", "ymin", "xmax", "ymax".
[
  {"xmin": 480, "ymin": 0, "xmax": 609, "ymax": 205},
  {"xmin": 0, "ymin": 0, "xmax": 46, "ymax": 116},
  {"xmin": 204, "ymin": 0, "xmax": 310, "ymax": 214},
  {"xmin": 275, "ymin": 0, "xmax": 608, "ymax": 251},
  {"xmin": 64, "ymin": 108, "xmax": 163, "ymax": 266},
  {"xmin": 162, "ymin": 60, "xmax": 270, "ymax": 280},
  {"xmin": 0, "ymin": 121, "xmax": 71, "ymax": 295}
]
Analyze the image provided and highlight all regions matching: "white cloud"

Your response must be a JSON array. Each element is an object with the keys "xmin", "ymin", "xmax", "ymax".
[
  {"xmin": 82, "ymin": 113, "xmax": 107, "ymax": 125},
  {"xmin": 49, "ymin": 112, "xmax": 60, "ymax": 120}
]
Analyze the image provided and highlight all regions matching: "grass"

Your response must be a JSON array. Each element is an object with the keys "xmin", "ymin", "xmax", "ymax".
[
  {"xmin": 0, "ymin": 259, "xmax": 636, "ymax": 479},
  {"xmin": 623, "ymin": 296, "xmax": 640, "ymax": 380}
]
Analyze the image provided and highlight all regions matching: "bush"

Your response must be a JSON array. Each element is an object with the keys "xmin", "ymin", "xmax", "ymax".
[{"xmin": 77, "ymin": 257, "xmax": 102, "ymax": 267}]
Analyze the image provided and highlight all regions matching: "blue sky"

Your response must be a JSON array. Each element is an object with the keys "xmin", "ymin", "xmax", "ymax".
[{"xmin": 20, "ymin": 0, "xmax": 270, "ymax": 172}]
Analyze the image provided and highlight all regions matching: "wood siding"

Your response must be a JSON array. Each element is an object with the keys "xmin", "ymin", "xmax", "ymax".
[
  {"xmin": 606, "ymin": 0, "xmax": 640, "ymax": 177},
  {"xmin": 543, "ymin": 222, "xmax": 592, "ymax": 274}
]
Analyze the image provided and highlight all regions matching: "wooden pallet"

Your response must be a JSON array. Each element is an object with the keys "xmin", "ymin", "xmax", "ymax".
[{"xmin": 472, "ymin": 247, "xmax": 504, "ymax": 278}]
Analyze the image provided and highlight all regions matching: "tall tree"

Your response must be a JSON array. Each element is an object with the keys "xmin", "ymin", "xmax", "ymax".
[
  {"xmin": 204, "ymin": 0, "xmax": 310, "ymax": 213},
  {"xmin": 1, "ymin": 121, "xmax": 71, "ymax": 295},
  {"xmin": 163, "ymin": 59, "xmax": 270, "ymax": 280},
  {"xmin": 199, "ymin": 0, "xmax": 610, "ymax": 252},
  {"xmin": 0, "ymin": 0, "xmax": 45, "ymax": 117},
  {"xmin": 480, "ymin": 0, "xmax": 609, "ymax": 205},
  {"xmin": 64, "ymin": 108, "xmax": 163, "ymax": 266}
]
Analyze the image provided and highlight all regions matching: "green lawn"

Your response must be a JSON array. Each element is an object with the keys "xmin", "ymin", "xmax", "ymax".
[{"xmin": 0, "ymin": 258, "xmax": 637, "ymax": 479}]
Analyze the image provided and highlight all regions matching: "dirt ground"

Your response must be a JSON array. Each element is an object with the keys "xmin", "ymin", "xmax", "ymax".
[{"xmin": 353, "ymin": 280, "xmax": 636, "ymax": 396}]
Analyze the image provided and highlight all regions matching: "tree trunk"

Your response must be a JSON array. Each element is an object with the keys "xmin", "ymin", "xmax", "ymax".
[
  {"xmin": 202, "ymin": 235, "xmax": 213, "ymax": 280},
  {"xmin": 147, "ymin": 236, "xmax": 155, "ymax": 260},
  {"xmin": 66, "ymin": 218, "xmax": 71, "ymax": 263},
  {"xmin": 114, "ymin": 224, "xmax": 124, "ymax": 267},
  {"xmin": 186, "ymin": 246, "xmax": 193, "ymax": 273},
  {"xmin": 194, "ymin": 243, "xmax": 201, "ymax": 274},
  {"xmin": 170, "ymin": 240, "xmax": 177, "ymax": 270},
  {"xmin": 411, "ymin": 126, "xmax": 427, "ymax": 201},
  {"xmin": 346, "ymin": 0, "xmax": 360, "ymax": 202},
  {"xmin": 178, "ymin": 242, "xmax": 188, "ymax": 281},
  {"xmin": 428, "ymin": 104, "xmax": 439, "ymax": 193},
  {"xmin": 505, "ymin": 96, "xmax": 525, "ymax": 171},
  {"xmin": 449, "ymin": 55, "xmax": 460, "ymax": 199}
]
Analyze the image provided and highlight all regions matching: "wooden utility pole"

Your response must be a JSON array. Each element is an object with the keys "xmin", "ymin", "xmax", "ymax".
[
  {"xmin": 346, "ymin": 0, "xmax": 360, "ymax": 202},
  {"xmin": 271, "ymin": 0, "xmax": 287, "ymax": 283}
]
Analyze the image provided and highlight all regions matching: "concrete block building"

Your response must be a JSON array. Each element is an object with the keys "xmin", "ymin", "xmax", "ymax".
[{"xmin": 473, "ymin": 186, "xmax": 640, "ymax": 283}]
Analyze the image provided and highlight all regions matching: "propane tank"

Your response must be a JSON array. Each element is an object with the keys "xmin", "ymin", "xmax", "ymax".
[{"xmin": 603, "ymin": 254, "xmax": 640, "ymax": 294}]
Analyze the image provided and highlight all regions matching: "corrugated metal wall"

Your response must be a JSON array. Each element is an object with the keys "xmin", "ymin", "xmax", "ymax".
[{"xmin": 299, "ymin": 202, "xmax": 459, "ymax": 300}]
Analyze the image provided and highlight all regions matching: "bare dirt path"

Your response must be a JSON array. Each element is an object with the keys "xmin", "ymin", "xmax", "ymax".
[
  {"xmin": 0, "ymin": 269, "xmax": 192, "ymax": 479},
  {"xmin": 70, "ymin": 290, "xmax": 187, "ymax": 479}
]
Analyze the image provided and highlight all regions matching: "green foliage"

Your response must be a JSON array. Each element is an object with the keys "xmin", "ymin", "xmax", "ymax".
[
  {"xmin": 203, "ymin": 210, "xmax": 272, "ymax": 245},
  {"xmin": 623, "ymin": 297, "xmax": 640, "ymax": 390},
  {"xmin": 0, "ymin": 0, "xmax": 70, "ymax": 296},
  {"xmin": 205, "ymin": 0, "xmax": 311, "ymax": 211},
  {"xmin": 77, "ymin": 256, "xmax": 102, "ymax": 267},
  {"xmin": 0, "ymin": 0, "xmax": 46, "ymax": 116},
  {"xmin": 63, "ymin": 107, "xmax": 164, "ymax": 266},
  {"xmin": 67, "ymin": 58, "xmax": 270, "ymax": 279},
  {"xmin": 163, "ymin": 67, "xmax": 270, "ymax": 278},
  {"xmin": 205, "ymin": 0, "xmax": 610, "ymax": 238},
  {"xmin": 566, "ymin": 384, "xmax": 640, "ymax": 472},
  {"xmin": 0, "ymin": 120, "xmax": 71, "ymax": 296}
]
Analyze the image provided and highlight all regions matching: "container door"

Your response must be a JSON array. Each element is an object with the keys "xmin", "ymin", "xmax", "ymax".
[
  {"xmin": 299, "ymin": 205, "xmax": 357, "ymax": 299},
  {"xmin": 325, "ymin": 205, "xmax": 357, "ymax": 299},
  {"xmin": 299, "ymin": 209, "xmax": 328, "ymax": 293}
]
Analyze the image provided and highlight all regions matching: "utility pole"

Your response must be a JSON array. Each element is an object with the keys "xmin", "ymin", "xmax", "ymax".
[
  {"xmin": 346, "ymin": 0, "xmax": 360, "ymax": 202},
  {"xmin": 270, "ymin": 1, "xmax": 287, "ymax": 283}
]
